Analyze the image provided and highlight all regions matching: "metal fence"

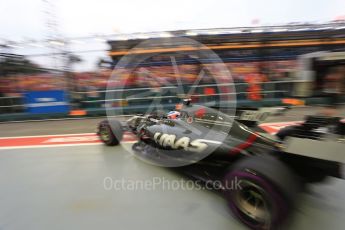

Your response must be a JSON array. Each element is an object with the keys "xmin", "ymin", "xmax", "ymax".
[
  {"xmin": 0, "ymin": 80, "xmax": 298, "ymax": 117},
  {"xmin": 77, "ymin": 83, "xmax": 289, "ymax": 114},
  {"xmin": 0, "ymin": 96, "xmax": 24, "ymax": 114}
]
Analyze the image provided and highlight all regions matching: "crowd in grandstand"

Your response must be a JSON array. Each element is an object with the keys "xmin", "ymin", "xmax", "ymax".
[{"xmin": 0, "ymin": 59, "xmax": 297, "ymax": 98}]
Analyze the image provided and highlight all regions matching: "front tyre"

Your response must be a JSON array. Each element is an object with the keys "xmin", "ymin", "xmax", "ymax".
[
  {"xmin": 223, "ymin": 156, "xmax": 300, "ymax": 230},
  {"xmin": 98, "ymin": 120, "xmax": 123, "ymax": 146}
]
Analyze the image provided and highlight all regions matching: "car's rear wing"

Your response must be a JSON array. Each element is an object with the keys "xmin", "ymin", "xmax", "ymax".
[{"xmin": 234, "ymin": 107, "xmax": 288, "ymax": 127}]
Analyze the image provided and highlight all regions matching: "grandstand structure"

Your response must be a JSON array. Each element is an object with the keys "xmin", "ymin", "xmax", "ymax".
[
  {"xmin": 106, "ymin": 21, "xmax": 343, "ymax": 90},
  {"xmin": 1, "ymin": 21, "xmax": 345, "ymax": 119},
  {"xmin": 107, "ymin": 21, "xmax": 345, "ymax": 61}
]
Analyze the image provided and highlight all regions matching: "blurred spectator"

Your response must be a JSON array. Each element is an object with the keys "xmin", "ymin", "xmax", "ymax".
[{"xmin": 322, "ymin": 66, "xmax": 345, "ymax": 115}]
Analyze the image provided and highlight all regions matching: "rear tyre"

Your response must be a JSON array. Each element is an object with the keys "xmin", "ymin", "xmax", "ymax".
[
  {"xmin": 99, "ymin": 120, "xmax": 123, "ymax": 146},
  {"xmin": 223, "ymin": 156, "xmax": 301, "ymax": 230}
]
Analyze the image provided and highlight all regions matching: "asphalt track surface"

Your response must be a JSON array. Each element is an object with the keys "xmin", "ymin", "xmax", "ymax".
[{"xmin": 0, "ymin": 106, "xmax": 345, "ymax": 230}]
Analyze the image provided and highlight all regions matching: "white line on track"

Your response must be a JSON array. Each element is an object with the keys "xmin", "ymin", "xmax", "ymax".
[
  {"xmin": 0, "ymin": 133, "xmax": 135, "ymax": 140},
  {"xmin": 0, "ymin": 142, "xmax": 103, "ymax": 150},
  {"xmin": 0, "ymin": 133, "xmax": 96, "ymax": 139},
  {"xmin": 0, "ymin": 141, "xmax": 137, "ymax": 150},
  {"xmin": 0, "ymin": 115, "xmax": 133, "ymax": 124}
]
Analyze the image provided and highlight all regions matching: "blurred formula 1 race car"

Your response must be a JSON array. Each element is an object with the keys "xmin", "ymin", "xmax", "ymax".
[{"xmin": 97, "ymin": 100, "xmax": 344, "ymax": 230}]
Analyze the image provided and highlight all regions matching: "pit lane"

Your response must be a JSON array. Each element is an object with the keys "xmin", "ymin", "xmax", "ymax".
[{"xmin": 0, "ymin": 106, "xmax": 344, "ymax": 230}]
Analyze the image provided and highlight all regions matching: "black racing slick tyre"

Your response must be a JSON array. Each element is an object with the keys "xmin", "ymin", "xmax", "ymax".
[
  {"xmin": 98, "ymin": 119, "xmax": 123, "ymax": 146},
  {"xmin": 276, "ymin": 125, "xmax": 299, "ymax": 140},
  {"xmin": 223, "ymin": 155, "xmax": 301, "ymax": 230}
]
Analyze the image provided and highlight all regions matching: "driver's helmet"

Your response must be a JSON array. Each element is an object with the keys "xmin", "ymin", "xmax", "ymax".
[{"xmin": 167, "ymin": 111, "xmax": 181, "ymax": 119}]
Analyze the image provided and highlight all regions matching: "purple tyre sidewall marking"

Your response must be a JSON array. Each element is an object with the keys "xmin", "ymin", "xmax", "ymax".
[{"xmin": 223, "ymin": 171, "xmax": 289, "ymax": 229}]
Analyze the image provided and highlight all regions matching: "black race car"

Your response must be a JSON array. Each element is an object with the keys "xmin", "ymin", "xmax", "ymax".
[{"xmin": 97, "ymin": 101, "xmax": 344, "ymax": 230}]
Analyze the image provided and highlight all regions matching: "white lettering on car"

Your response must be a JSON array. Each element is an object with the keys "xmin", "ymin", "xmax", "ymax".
[
  {"xmin": 163, "ymin": 134, "xmax": 176, "ymax": 147},
  {"xmin": 174, "ymin": 136, "xmax": 190, "ymax": 150},
  {"xmin": 189, "ymin": 139, "xmax": 208, "ymax": 152},
  {"xmin": 153, "ymin": 132, "xmax": 208, "ymax": 153}
]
